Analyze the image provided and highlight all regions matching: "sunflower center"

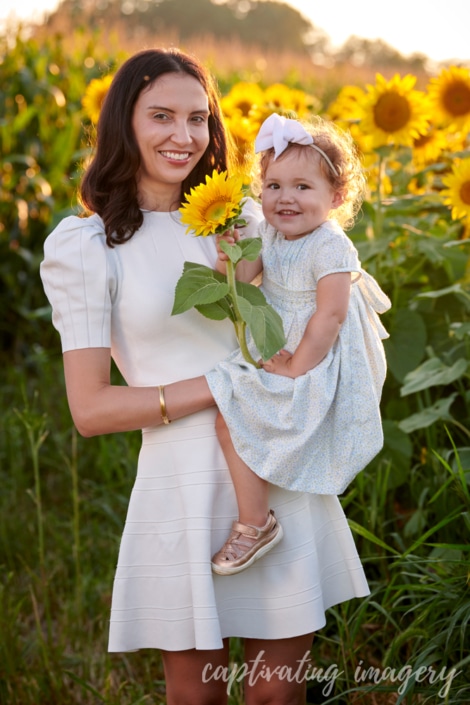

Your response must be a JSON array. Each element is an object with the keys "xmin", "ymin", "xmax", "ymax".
[
  {"xmin": 236, "ymin": 100, "xmax": 253, "ymax": 117},
  {"xmin": 205, "ymin": 199, "xmax": 230, "ymax": 221},
  {"xmin": 374, "ymin": 91, "xmax": 411, "ymax": 133},
  {"xmin": 443, "ymin": 80, "xmax": 470, "ymax": 116},
  {"xmin": 459, "ymin": 180, "xmax": 470, "ymax": 206},
  {"xmin": 414, "ymin": 133, "xmax": 432, "ymax": 148}
]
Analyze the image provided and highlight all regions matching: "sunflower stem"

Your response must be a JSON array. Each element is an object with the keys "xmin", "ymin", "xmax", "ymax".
[
  {"xmin": 374, "ymin": 154, "xmax": 385, "ymax": 238},
  {"xmin": 225, "ymin": 257, "xmax": 260, "ymax": 368}
]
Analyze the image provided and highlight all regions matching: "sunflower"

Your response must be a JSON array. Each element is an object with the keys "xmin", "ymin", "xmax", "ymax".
[
  {"xmin": 262, "ymin": 83, "xmax": 318, "ymax": 117},
  {"xmin": 428, "ymin": 66, "xmax": 470, "ymax": 131},
  {"xmin": 327, "ymin": 85, "xmax": 366, "ymax": 123},
  {"xmin": 221, "ymin": 82, "xmax": 265, "ymax": 118},
  {"xmin": 224, "ymin": 113, "xmax": 258, "ymax": 175},
  {"xmin": 82, "ymin": 74, "xmax": 114, "ymax": 123},
  {"xmin": 411, "ymin": 126, "xmax": 448, "ymax": 168},
  {"xmin": 441, "ymin": 158, "xmax": 470, "ymax": 221},
  {"xmin": 359, "ymin": 73, "xmax": 431, "ymax": 148},
  {"xmin": 179, "ymin": 170, "xmax": 246, "ymax": 237}
]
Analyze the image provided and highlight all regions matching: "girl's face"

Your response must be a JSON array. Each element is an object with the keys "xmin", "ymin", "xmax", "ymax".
[
  {"xmin": 261, "ymin": 147, "xmax": 343, "ymax": 240},
  {"xmin": 132, "ymin": 72, "xmax": 211, "ymax": 210}
]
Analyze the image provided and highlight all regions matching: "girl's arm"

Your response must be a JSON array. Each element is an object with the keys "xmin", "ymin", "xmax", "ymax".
[
  {"xmin": 63, "ymin": 348, "xmax": 214, "ymax": 437},
  {"xmin": 262, "ymin": 272, "xmax": 351, "ymax": 378},
  {"xmin": 215, "ymin": 229, "xmax": 263, "ymax": 283}
]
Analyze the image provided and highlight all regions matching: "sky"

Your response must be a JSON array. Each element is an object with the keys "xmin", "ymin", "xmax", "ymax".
[{"xmin": 1, "ymin": 0, "xmax": 469, "ymax": 65}]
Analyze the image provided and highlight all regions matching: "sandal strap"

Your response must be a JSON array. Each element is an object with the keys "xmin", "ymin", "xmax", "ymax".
[
  {"xmin": 231, "ymin": 521, "xmax": 260, "ymax": 539},
  {"xmin": 216, "ymin": 512, "xmax": 278, "ymax": 561}
]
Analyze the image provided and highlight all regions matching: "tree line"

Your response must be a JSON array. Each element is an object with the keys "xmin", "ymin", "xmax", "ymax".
[{"xmin": 46, "ymin": 0, "xmax": 429, "ymax": 70}]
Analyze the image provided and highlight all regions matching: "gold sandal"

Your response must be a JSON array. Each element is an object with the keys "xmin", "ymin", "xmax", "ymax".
[{"xmin": 211, "ymin": 509, "xmax": 283, "ymax": 576}]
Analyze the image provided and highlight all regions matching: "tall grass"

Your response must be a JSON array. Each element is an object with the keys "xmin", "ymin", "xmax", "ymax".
[{"xmin": 2, "ymin": 353, "xmax": 468, "ymax": 703}]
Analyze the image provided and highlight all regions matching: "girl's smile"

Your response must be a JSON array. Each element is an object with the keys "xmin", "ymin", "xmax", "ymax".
[{"xmin": 261, "ymin": 148, "xmax": 343, "ymax": 240}]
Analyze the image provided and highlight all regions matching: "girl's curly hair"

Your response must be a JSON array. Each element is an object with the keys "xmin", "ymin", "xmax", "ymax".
[{"xmin": 256, "ymin": 115, "xmax": 367, "ymax": 231}]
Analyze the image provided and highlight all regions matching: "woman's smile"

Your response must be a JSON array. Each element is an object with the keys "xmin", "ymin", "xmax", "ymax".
[{"xmin": 132, "ymin": 73, "xmax": 210, "ymax": 209}]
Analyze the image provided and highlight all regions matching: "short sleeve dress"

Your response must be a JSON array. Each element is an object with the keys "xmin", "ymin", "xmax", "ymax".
[
  {"xmin": 40, "ymin": 202, "xmax": 370, "ymax": 653},
  {"xmin": 205, "ymin": 219, "xmax": 391, "ymax": 495}
]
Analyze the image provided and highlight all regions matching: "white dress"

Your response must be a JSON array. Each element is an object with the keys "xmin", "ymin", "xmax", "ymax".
[
  {"xmin": 40, "ymin": 201, "xmax": 370, "ymax": 653},
  {"xmin": 206, "ymin": 219, "xmax": 391, "ymax": 495}
]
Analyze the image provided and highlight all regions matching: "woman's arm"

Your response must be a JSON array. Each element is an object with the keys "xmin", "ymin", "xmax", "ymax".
[
  {"xmin": 63, "ymin": 348, "xmax": 214, "ymax": 437},
  {"xmin": 261, "ymin": 272, "xmax": 351, "ymax": 378}
]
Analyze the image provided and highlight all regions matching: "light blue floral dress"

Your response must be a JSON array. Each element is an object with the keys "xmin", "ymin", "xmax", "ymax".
[{"xmin": 205, "ymin": 219, "xmax": 391, "ymax": 495}]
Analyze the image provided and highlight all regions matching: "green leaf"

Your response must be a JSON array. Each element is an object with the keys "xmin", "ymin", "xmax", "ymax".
[
  {"xmin": 400, "ymin": 357, "xmax": 468, "ymax": 396},
  {"xmin": 219, "ymin": 237, "xmax": 262, "ymax": 266},
  {"xmin": 236, "ymin": 289, "xmax": 286, "ymax": 360},
  {"xmin": 238, "ymin": 237, "xmax": 262, "ymax": 261},
  {"xmin": 450, "ymin": 322, "xmax": 470, "ymax": 340},
  {"xmin": 219, "ymin": 239, "xmax": 243, "ymax": 265},
  {"xmin": 172, "ymin": 262, "xmax": 229, "ymax": 315},
  {"xmin": 416, "ymin": 283, "xmax": 467, "ymax": 299},
  {"xmin": 348, "ymin": 519, "xmax": 400, "ymax": 555},
  {"xmin": 398, "ymin": 393, "xmax": 458, "ymax": 433},
  {"xmin": 382, "ymin": 420, "xmax": 413, "ymax": 461},
  {"xmin": 235, "ymin": 280, "xmax": 268, "ymax": 305},
  {"xmin": 195, "ymin": 298, "xmax": 235, "ymax": 322},
  {"xmin": 383, "ymin": 308, "xmax": 427, "ymax": 383}
]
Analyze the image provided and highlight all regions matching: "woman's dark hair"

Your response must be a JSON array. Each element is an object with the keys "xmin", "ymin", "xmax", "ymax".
[{"xmin": 80, "ymin": 49, "xmax": 231, "ymax": 246}]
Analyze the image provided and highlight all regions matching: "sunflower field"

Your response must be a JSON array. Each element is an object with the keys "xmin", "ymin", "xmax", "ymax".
[{"xmin": 1, "ymin": 25, "xmax": 469, "ymax": 705}]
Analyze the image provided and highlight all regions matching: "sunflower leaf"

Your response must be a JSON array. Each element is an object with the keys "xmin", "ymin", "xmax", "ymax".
[
  {"xmin": 398, "ymin": 394, "xmax": 458, "ymax": 433},
  {"xmin": 171, "ymin": 262, "xmax": 229, "ymax": 315},
  {"xmin": 195, "ymin": 298, "xmax": 236, "ymax": 322},
  {"xmin": 400, "ymin": 357, "xmax": 468, "ymax": 396},
  {"xmin": 219, "ymin": 240, "xmax": 243, "ymax": 264},
  {"xmin": 236, "ymin": 287, "xmax": 286, "ymax": 361},
  {"xmin": 238, "ymin": 237, "xmax": 262, "ymax": 261}
]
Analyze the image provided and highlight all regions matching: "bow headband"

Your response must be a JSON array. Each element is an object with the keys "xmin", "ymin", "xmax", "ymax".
[{"xmin": 254, "ymin": 113, "xmax": 338, "ymax": 176}]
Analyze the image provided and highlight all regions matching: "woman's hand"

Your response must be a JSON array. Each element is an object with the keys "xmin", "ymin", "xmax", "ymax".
[{"xmin": 261, "ymin": 349, "xmax": 298, "ymax": 378}]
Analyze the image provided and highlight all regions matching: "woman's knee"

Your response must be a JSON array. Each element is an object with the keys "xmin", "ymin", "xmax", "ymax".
[
  {"xmin": 243, "ymin": 634, "xmax": 314, "ymax": 705},
  {"xmin": 161, "ymin": 644, "xmax": 229, "ymax": 705}
]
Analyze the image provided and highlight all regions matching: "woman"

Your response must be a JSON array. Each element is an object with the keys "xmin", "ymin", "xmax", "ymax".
[{"xmin": 40, "ymin": 49, "xmax": 369, "ymax": 704}]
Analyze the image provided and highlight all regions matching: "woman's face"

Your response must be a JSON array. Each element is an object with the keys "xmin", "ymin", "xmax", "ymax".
[{"xmin": 132, "ymin": 72, "xmax": 211, "ymax": 209}]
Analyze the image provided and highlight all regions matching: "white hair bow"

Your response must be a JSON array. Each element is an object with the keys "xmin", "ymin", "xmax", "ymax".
[
  {"xmin": 254, "ymin": 113, "xmax": 313, "ymax": 159},
  {"xmin": 254, "ymin": 113, "xmax": 338, "ymax": 176}
]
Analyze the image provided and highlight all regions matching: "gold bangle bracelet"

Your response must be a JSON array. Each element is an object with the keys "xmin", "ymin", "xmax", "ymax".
[{"xmin": 158, "ymin": 385, "xmax": 171, "ymax": 425}]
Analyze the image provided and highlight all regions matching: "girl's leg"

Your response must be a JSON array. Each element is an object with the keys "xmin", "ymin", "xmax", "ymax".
[
  {"xmin": 161, "ymin": 641, "xmax": 230, "ymax": 705},
  {"xmin": 213, "ymin": 412, "xmax": 283, "ymax": 574},
  {"xmin": 243, "ymin": 634, "xmax": 315, "ymax": 705},
  {"xmin": 215, "ymin": 412, "xmax": 269, "ymax": 526}
]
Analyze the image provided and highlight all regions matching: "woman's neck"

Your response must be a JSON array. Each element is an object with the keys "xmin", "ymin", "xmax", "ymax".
[{"xmin": 137, "ymin": 183, "xmax": 181, "ymax": 212}]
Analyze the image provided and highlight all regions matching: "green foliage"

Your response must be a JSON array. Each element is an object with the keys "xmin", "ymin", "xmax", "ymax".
[
  {"xmin": 0, "ymin": 27, "xmax": 469, "ymax": 705},
  {"xmin": 0, "ymin": 29, "xmax": 125, "ymax": 358},
  {"xmin": 172, "ymin": 239, "xmax": 286, "ymax": 362}
]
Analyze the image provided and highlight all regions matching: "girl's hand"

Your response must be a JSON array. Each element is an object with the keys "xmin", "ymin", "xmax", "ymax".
[
  {"xmin": 261, "ymin": 349, "xmax": 298, "ymax": 378},
  {"xmin": 216, "ymin": 228, "xmax": 240, "ymax": 262}
]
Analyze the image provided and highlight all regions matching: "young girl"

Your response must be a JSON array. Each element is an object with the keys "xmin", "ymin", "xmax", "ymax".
[{"xmin": 206, "ymin": 112, "xmax": 391, "ymax": 576}]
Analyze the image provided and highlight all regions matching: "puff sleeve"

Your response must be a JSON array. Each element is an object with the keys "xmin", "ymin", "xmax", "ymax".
[
  {"xmin": 40, "ymin": 214, "xmax": 118, "ymax": 352},
  {"xmin": 311, "ymin": 222, "xmax": 361, "ymax": 281}
]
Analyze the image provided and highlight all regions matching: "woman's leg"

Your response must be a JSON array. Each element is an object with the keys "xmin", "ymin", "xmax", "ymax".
[
  {"xmin": 161, "ymin": 641, "xmax": 230, "ymax": 705},
  {"xmin": 243, "ymin": 634, "xmax": 315, "ymax": 705},
  {"xmin": 215, "ymin": 412, "xmax": 269, "ymax": 526}
]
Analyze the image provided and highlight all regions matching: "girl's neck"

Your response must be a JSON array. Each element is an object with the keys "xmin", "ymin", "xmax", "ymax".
[{"xmin": 281, "ymin": 219, "xmax": 329, "ymax": 241}]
